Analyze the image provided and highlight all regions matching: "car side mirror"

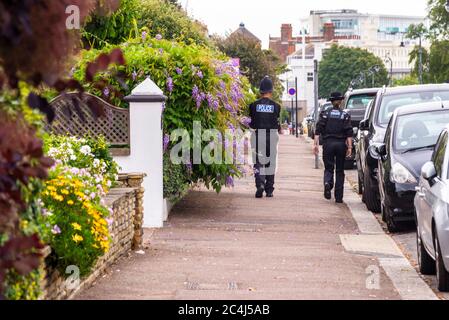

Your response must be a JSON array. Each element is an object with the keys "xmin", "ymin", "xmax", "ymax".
[
  {"xmin": 368, "ymin": 143, "xmax": 383, "ymax": 160},
  {"xmin": 421, "ymin": 161, "xmax": 437, "ymax": 181},
  {"xmin": 359, "ymin": 119, "xmax": 369, "ymax": 131}
]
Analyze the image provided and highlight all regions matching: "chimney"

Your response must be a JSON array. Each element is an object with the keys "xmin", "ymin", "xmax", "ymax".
[
  {"xmin": 281, "ymin": 24, "xmax": 292, "ymax": 42},
  {"xmin": 323, "ymin": 23, "xmax": 335, "ymax": 42}
]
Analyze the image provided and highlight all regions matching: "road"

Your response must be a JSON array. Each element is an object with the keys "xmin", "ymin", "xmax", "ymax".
[
  {"xmin": 346, "ymin": 166, "xmax": 449, "ymax": 300},
  {"xmin": 76, "ymin": 135, "xmax": 439, "ymax": 300}
]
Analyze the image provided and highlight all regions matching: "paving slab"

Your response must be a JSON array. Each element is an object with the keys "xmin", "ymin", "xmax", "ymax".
[{"xmin": 76, "ymin": 135, "xmax": 414, "ymax": 300}]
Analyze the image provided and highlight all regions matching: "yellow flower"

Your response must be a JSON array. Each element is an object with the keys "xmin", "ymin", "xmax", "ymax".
[
  {"xmin": 72, "ymin": 234, "xmax": 83, "ymax": 243},
  {"xmin": 67, "ymin": 200, "xmax": 74, "ymax": 205},
  {"xmin": 71, "ymin": 223, "xmax": 82, "ymax": 231},
  {"xmin": 61, "ymin": 189, "xmax": 70, "ymax": 195}
]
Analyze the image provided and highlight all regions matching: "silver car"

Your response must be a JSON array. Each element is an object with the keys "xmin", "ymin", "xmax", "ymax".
[{"xmin": 415, "ymin": 125, "xmax": 449, "ymax": 292}]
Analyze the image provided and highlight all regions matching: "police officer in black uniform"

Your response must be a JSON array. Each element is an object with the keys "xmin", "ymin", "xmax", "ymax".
[
  {"xmin": 249, "ymin": 76, "xmax": 281, "ymax": 198},
  {"xmin": 313, "ymin": 92, "xmax": 353, "ymax": 203}
]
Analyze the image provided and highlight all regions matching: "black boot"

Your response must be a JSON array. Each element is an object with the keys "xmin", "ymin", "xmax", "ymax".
[
  {"xmin": 255, "ymin": 187, "xmax": 264, "ymax": 198},
  {"xmin": 324, "ymin": 183, "xmax": 332, "ymax": 200}
]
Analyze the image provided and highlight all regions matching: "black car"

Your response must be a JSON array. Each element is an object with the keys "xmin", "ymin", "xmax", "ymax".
[
  {"xmin": 373, "ymin": 102, "xmax": 449, "ymax": 232},
  {"xmin": 357, "ymin": 84, "xmax": 449, "ymax": 213},
  {"xmin": 310, "ymin": 102, "xmax": 332, "ymax": 142},
  {"xmin": 342, "ymin": 88, "xmax": 379, "ymax": 169}
]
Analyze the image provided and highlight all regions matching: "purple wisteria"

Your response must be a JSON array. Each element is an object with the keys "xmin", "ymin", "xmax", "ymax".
[
  {"xmin": 167, "ymin": 77, "xmax": 174, "ymax": 93},
  {"xmin": 225, "ymin": 176, "xmax": 234, "ymax": 187},
  {"xmin": 192, "ymin": 85, "xmax": 204, "ymax": 108},
  {"xmin": 163, "ymin": 134, "xmax": 170, "ymax": 152},
  {"xmin": 155, "ymin": 34, "xmax": 163, "ymax": 40},
  {"xmin": 176, "ymin": 67, "xmax": 183, "ymax": 75}
]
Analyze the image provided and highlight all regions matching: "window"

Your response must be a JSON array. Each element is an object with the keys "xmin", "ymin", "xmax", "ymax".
[
  {"xmin": 394, "ymin": 110, "xmax": 449, "ymax": 153},
  {"xmin": 307, "ymin": 73, "xmax": 313, "ymax": 82},
  {"xmin": 345, "ymin": 93, "xmax": 376, "ymax": 110},
  {"xmin": 432, "ymin": 132, "xmax": 448, "ymax": 178}
]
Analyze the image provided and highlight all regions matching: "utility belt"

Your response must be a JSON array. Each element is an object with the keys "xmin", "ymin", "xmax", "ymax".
[{"xmin": 322, "ymin": 135, "xmax": 346, "ymax": 142}]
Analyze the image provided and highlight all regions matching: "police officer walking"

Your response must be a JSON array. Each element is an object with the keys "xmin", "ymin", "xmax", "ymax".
[
  {"xmin": 313, "ymin": 92, "xmax": 353, "ymax": 203},
  {"xmin": 249, "ymin": 76, "xmax": 281, "ymax": 198}
]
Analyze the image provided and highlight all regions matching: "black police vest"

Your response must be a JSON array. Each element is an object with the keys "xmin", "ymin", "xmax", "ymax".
[{"xmin": 323, "ymin": 108, "xmax": 348, "ymax": 140}]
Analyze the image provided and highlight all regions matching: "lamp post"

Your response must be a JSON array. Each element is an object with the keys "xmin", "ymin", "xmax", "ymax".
[
  {"xmin": 385, "ymin": 56, "xmax": 393, "ymax": 86},
  {"xmin": 446, "ymin": 0, "xmax": 449, "ymax": 13}
]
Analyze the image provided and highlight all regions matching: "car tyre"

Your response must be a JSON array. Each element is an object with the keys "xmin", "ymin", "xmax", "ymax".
[
  {"xmin": 363, "ymin": 166, "xmax": 381, "ymax": 213},
  {"xmin": 435, "ymin": 235, "xmax": 449, "ymax": 292},
  {"xmin": 357, "ymin": 171, "xmax": 363, "ymax": 196},
  {"xmin": 383, "ymin": 205, "xmax": 400, "ymax": 233},
  {"xmin": 417, "ymin": 228, "xmax": 436, "ymax": 275}
]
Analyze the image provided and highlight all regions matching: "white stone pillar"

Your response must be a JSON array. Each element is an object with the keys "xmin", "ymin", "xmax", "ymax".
[{"xmin": 114, "ymin": 77, "xmax": 166, "ymax": 228}]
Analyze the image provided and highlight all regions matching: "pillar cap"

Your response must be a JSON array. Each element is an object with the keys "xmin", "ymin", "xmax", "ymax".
[{"xmin": 124, "ymin": 77, "xmax": 167, "ymax": 103}]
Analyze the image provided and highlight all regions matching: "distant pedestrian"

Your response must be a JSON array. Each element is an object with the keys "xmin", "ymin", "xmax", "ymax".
[
  {"xmin": 249, "ymin": 76, "xmax": 281, "ymax": 198},
  {"xmin": 313, "ymin": 92, "xmax": 353, "ymax": 203}
]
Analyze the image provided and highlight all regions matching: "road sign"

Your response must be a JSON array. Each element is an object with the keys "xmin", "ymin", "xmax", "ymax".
[{"xmin": 288, "ymin": 88, "xmax": 296, "ymax": 96}]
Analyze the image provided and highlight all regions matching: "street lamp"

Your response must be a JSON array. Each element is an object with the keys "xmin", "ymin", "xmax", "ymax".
[
  {"xmin": 445, "ymin": 0, "xmax": 449, "ymax": 13},
  {"xmin": 385, "ymin": 56, "xmax": 393, "ymax": 86}
]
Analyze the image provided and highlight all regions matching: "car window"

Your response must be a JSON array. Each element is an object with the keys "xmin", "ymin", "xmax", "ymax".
[
  {"xmin": 433, "ymin": 132, "xmax": 448, "ymax": 178},
  {"xmin": 377, "ymin": 90, "xmax": 449, "ymax": 126},
  {"xmin": 394, "ymin": 110, "xmax": 449, "ymax": 152},
  {"xmin": 364, "ymin": 100, "xmax": 373, "ymax": 120},
  {"xmin": 345, "ymin": 94, "xmax": 376, "ymax": 110}
]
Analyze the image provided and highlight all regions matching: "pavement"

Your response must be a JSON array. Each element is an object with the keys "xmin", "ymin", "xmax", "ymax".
[{"xmin": 76, "ymin": 135, "xmax": 438, "ymax": 300}]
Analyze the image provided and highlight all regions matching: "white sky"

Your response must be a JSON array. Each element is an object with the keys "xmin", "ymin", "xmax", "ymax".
[{"xmin": 182, "ymin": 0, "xmax": 429, "ymax": 48}]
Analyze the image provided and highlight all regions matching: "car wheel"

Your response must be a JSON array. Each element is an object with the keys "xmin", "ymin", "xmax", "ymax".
[
  {"xmin": 435, "ymin": 235, "xmax": 449, "ymax": 292},
  {"xmin": 417, "ymin": 227, "xmax": 436, "ymax": 275},
  {"xmin": 383, "ymin": 205, "xmax": 400, "ymax": 233},
  {"xmin": 357, "ymin": 171, "xmax": 363, "ymax": 196},
  {"xmin": 363, "ymin": 166, "xmax": 381, "ymax": 213}
]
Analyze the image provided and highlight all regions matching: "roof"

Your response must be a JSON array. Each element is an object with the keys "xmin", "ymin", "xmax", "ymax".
[
  {"xmin": 394, "ymin": 100, "xmax": 449, "ymax": 117},
  {"xmin": 383, "ymin": 84, "xmax": 449, "ymax": 95},
  {"xmin": 346, "ymin": 88, "xmax": 380, "ymax": 96},
  {"xmin": 229, "ymin": 23, "xmax": 261, "ymax": 43}
]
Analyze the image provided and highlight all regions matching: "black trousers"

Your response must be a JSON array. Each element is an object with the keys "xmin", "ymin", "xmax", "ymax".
[
  {"xmin": 323, "ymin": 139, "xmax": 347, "ymax": 200},
  {"xmin": 252, "ymin": 130, "xmax": 278, "ymax": 193}
]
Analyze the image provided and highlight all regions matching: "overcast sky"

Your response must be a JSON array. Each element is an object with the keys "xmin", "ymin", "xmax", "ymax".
[{"xmin": 182, "ymin": 0, "xmax": 429, "ymax": 48}]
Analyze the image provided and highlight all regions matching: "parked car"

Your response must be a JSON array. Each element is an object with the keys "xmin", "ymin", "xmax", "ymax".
[
  {"xmin": 372, "ymin": 102, "xmax": 449, "ymax": 232},
  {"xmin": 310, "ymin": 102, "xmax": 332, "ymax": 142},
  {"xmin": 415, "ymin": 125, "xmax": 449, "ymax": 291},
  {"xmin": 357, "ymin": 84, "xmax": 449, "ymax": 213},
  {"xmin": 342, "ymin": 88, "xmax": 379, "ymax": 169}
]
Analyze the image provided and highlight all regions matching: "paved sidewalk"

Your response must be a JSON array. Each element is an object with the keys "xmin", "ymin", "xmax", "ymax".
[{"xmin": 77, "ymin": 135, "xmax": 402, "ymax": 300}]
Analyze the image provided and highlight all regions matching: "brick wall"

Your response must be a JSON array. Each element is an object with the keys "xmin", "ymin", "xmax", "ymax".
[{"xmin": 40, "ymin": 173, "xmax": 145, "ymax": 300}]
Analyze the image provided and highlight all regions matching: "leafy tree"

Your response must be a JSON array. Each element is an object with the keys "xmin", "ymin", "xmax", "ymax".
[
  {"xmin": 82, "ymin": 0, "xmax": 210, "ymax": 48},
  {"xmin": 318, "ymin": 45, "xmax": 389, "ymax": 98},
  {"xmin": 409, "ymin": 40, "xmax": 449, "ymax": 83},
  {"xmin": 393, "ymin": 74, "xmax": 420, "ymax": 86},
  {"xmin": 213, "ymin": 34, "xmax": 287, "ymax": 100},
  {"xmin": 428, "ymin": 0, "xmax": 449, "ymax": 39}
]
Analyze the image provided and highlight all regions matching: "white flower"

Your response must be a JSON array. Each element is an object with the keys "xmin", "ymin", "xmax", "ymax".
[
  {"xmin": 70, "ymin": 155, "xmax": 77, "ymax": 161},
  {"xmin": 48, "ymin": 148, "xmax": 58, "ymax": 156},
  {"xmin": 80, "ymin": 145, "xmax": 92, "ymax": 155},
  {"xmin": 106, "ymin": 180, "xmax": 112, "ymax": 187},
  {"xmin": 93, "ymin": 159, "xmax": 101, "ymax": 167}
]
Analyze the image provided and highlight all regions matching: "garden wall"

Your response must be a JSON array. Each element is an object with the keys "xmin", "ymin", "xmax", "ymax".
[{"xmin": 40, "ymin": 173, "xmax": 145, "ymax": 300}]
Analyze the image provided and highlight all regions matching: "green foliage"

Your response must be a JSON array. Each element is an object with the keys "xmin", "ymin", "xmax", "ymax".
[
  {"xmin": 41, "ymin": 135, "xmax": 119, "ymax": 276},
  {"xmin": 428, "ymin": 0, "xmax": 449, "ymax": 39},
  {"xmin": 74, "ymin": 35, "xmax": 254, "ymax": 195},
  {"xmin": 214, "ymin": 34, "xmax": 287, "ymax": 100},
  {"xmin": 82, "ymin": 0, "xmax": 140, "ymax": 48},
  {"xmin": 393, "ymin": 75, "xmax": 420, "ymax": 87},
  {"xmin": 163, "ymin": 153, "xmax": 190, "ymax": 201},
  {"xmin": 409, "ymin": 40, "xmax": 449, "ymax": 83},
  {"xmin": 4, "ymin": 269, "xmax": 42, "ymax": 300},
  {"xmin": 318, "ymin": 45, "xmax": 389, "ymax": 98},
  {"xmin": 82, "ymin": 0, "xmax": 209, "ymax": 49}
]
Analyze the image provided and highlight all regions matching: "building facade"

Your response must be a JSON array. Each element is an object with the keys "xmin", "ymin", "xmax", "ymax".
[{"xmin": 271, "ymin": 9, "xmax": 428, "ymax": 115}]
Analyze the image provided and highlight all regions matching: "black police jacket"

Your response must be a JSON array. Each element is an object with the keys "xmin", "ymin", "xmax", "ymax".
[
  {"xmin": 315, "ymin": 107, "xmax": 353, "ymax": 140},
  {"xmin": 249, "ymin": 98, "xmax": 281, "ymax": 130}
]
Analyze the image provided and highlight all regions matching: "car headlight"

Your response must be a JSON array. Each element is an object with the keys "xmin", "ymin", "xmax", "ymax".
[{"xmin": 390, "ymin": 162, "xmax": 417, "ymax": 184}]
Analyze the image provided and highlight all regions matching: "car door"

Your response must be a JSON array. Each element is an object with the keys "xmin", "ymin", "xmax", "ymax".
[
  {"xmin": 421, "ymin": 132, "xmax": 448, "ymax": 253},
  {"xmin": 358, "ymin": 99, "xmax": 375, "ymax": 174}
]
